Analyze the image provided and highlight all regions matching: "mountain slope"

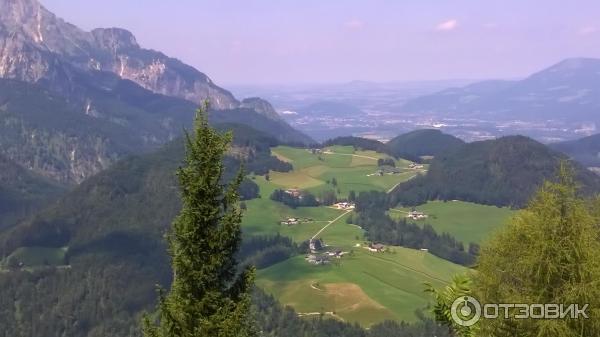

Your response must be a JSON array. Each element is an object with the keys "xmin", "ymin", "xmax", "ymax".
[
  {"xmin": 0, "ymin": 0, "xmax": 238, "ymax": 109},
  {"xmin": 389, "ymin": 136, "xmax": 600, "ymax": 208},
  {"xmin": 401, "ymin": 58, "xmax": 600, "ymax": 123},
  {"xmin": 0, "ymin": 124, "xmax": 296, "ymax": 336},
  {"xmin": 386, "ymin": 129, "xmax": 465, "ymax": 160},
  {"xmin": 0, "ymin": 153, "xmax": 65, "ymax": 230},
  {"xmin": 551, "ymin": 133, "xmax": 600, "ymax": 167},
  {"xmin": 0, "ymin": 0, "xmax": 313, "ymax": 183}
]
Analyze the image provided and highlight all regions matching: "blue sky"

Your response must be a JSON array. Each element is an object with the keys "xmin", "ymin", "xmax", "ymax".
[{"xmin": 42, "ymin": 0, "xmax": 600, "ymax": 85}]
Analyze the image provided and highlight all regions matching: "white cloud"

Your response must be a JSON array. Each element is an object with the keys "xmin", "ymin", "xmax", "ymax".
[
  {"xmin": 280, "ymin": 110, "xmax": 298, "ymax": 115},
  {"xmin": 344, "ymin": 19, "xmax": 365, "ymax": 29},
  {"xmin": 579, "ymin": 26, "xmax": 598, "ymax": 35},
  {"xmin": 436, "ymin": 19, "xmax": 458, "ymax": 32}
]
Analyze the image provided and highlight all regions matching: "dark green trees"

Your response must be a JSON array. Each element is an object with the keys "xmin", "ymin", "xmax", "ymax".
[
  {"xmin": 474, "ymin": 164, "xmax": 600, "ymax": 336},
  {"xmin": 143, "ymin": 105, "xmax": 256, "ymax": 337}
]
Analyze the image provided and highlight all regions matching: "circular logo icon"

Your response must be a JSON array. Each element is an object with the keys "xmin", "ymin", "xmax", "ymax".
[{"xmin": 451, "ymin": 296, "xmax": 481, "ymax": 326}]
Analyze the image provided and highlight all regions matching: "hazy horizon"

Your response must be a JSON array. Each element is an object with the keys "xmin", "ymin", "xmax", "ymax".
[{"xmin": 42, "ymin": 0, "xmax": 600, "ymax": 85}]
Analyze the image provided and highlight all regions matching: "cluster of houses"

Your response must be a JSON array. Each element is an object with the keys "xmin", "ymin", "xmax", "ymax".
[
  {"xmin": 407, "ymin": 210, "xmax": 428, "ymax": 220},
  {"xmin": 305, "ymin": 250, "xmax": 346, "ymax": 265},
  {"xmin": 306, "ymin": 254, "xmax": 330, "ymax": 265},
  {"xmin": 306, "ymin": 238, "xmax": 347, "ymax": 265},
  {"xmin": 280, "ymin": 217, "xmax": 314, "ymax": 226},
  {"xmin": 332, "ymin": 202, "xmax": 355, "ymax": 210}
]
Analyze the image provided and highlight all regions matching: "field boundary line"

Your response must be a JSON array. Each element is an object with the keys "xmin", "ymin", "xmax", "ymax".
[{"xmin": 311, "ymin": 210, "xmax": 351, "ymax": 241}]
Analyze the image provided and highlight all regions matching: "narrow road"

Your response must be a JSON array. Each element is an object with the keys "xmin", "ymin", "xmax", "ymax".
[
  {"xmin": 311, "ymin": 210, "xmax": 351, "ymax": 241},
  {"xmin": 322, "ymin": 151, "xmax": 378, "ymax": 160},
  {"xmin": 386, "ymin": 175, "xmax": 416, "ymax": 193},
  {"xmin": 388, "ymin": 209, "xmax": 409, "ymax": 214}
]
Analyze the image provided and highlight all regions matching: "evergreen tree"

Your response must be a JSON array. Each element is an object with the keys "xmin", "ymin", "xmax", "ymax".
[
  {"xmin": 142, "ymin": 104, "xmax": 256, "ymax": 337},
  {"xmin": 474, "ymin": 163, "xmax": 600, "ymax": 336},
  {"xmin": 425, "ymin": 274, "xmax": 476, "ymax": 337}
]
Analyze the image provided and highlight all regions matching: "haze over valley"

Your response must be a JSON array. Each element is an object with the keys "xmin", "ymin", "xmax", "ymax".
[{"xmin": 2, "ymin": 1, "xmax": 600, "ymax": 336}]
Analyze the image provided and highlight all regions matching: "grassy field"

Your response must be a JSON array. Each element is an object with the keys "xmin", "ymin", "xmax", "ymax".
[
  {"xmin": 242, "ymin": 176, "xmax": 346, "ymax": 242},
  {"xmin": 390, "ymin": 200, "xmax": 516, "ymax": 244},
  {"xmin": 2, "ymin": 246, "xmax": 67, "ymax": 269},
  {"xmin": 257, "ymin": 247, "xmax": 467, "ymax": 326},
  {"xmin": 270, "ymin": 146, "xmax": 422, "ymax": 197},
  {"xmin": 244, "ymin": 145, "xmax": 469, "ymax": 326}
]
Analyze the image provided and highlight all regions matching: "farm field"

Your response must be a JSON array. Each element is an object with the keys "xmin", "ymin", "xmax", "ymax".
[
  {"xmin": 241, "ymin": 176, "xmax": 346, "ymax": 242},
  {"xmin": 2, "ymin": 246, "xmax": 68, "ymax": 269},
  {"xmin": 243, "ymin": 145, "xmax": 469, "ymax": 326},
  {"xmin": 270, "ymin": 146, "xmax": 423, "ymax": 197},
  {"xmin": 257, "ymin": 247, "xmax": 467, "ymax": 326},
  {"xmin": 390, "ymin": 200, "xmax": 516, "ymax": 244}
]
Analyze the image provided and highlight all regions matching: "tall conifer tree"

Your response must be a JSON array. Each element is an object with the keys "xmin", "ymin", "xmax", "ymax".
[{"xmin": 143, "ymin": 103, "xmax": 256, "ymax": 337}]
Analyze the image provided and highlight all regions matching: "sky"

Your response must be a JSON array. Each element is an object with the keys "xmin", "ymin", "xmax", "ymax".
[{"xmin": 42, "ymin": 0, "xmax": 600, "ymax": 85}]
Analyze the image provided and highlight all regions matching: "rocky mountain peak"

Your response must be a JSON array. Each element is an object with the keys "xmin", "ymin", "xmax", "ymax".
[
  {"xmin": 91, "ymin": 28, "xmax": 139, "ymax": 51},
  {"xmin": 0, "ymin": 0, "xmax": 49, "ymax": 43},
  {"xmin": 240, "ymin": 97, "xmax": 280, "ymax": 120},
  {"xmin": 0, "ymin": 0, "xmax": 291, "ymax": 116}
]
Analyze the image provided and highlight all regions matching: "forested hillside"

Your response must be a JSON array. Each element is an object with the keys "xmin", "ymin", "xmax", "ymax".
[
  {"xmin": 386, "ymin": 129, "xmax": 465, "ymax": 161},
  {"xmin": 0, "ymin": 154, "xmax": 65, "ymax": 231},
  {"xmin": 389, "ymin": 136, "xmax": 600, "ymax": 208},
  {"xmin": 0, "ymin": 125, "xmax": 293, "ymax": 333}
]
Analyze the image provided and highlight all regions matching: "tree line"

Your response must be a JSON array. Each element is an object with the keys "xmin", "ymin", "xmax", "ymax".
[{"xmin": 352, "ymin": 191, "xmax": 478, "ymax": 266}]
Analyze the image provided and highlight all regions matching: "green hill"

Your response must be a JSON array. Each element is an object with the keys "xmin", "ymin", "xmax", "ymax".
[
  {"xmin": 386, "ymin": 129, "xmax": 465, "ymax": 161},
  {"xmin": 390, "ymin": 135, "xmax": 600, "ymax": 208}
]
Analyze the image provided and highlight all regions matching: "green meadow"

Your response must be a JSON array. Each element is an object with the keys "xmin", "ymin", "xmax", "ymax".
[
  {"xmin": 2, "ymin": 246, "xmax": 68, "ymax": 269},
  {"xmin": 390, "ymin": 200, "xmax": 516, "ymax": 244},
  {"xmin": 243, "ymin": 146, "xmax": 521, "ymax": 326},
  {"xmin": 257, "ymin": 247, "xmax": 467, "ymax": 326},
  {"xmin": 270, "ymin": 146, "xmax": 422, "ymax": 197}
]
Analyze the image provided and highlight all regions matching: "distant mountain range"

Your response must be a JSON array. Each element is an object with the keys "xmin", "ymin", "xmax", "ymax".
[
  {"xmin": 401, "ymin": 58, "xmax": 600, "ymax": 125},
  {"xmin": 0, "ymin": 0, "xmax": 313, "ymax": 184},
  {"xmin": 551, "ymin": 133, "xmax": 600, "ymax": 167}
]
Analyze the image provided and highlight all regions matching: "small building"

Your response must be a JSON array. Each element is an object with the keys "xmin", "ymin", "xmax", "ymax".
[
  {"xmin": 333, "ymin": 202, "xmax": 355, "ymax": 210},
  {"xmin": 315, "ymin": 255, "xmax": 330, "ymax": 265},
  {"xmin": 281, "ymin": 217, "xmax": 299, "ymax": 225},
  {"xmin": 284, "ymin": 188, "xmax": 302, "ymax": 198},
  {"xmin": 407, "ymin": 210, "xmax": 428, "ymax": 220},
  {"xmin": 420, "ymin": 248, "xmax": 429, "ymax": 252},
  {"xmin": 408, "ymin": 163, "xmax": 424, "ymax": 169},
  {"xmin": 368, "ymin": 243, "xmax": 385, "ymax": 252},
  {"xmin": 306, "ymin": 254, "xmax": 330, "ymax": 265}
]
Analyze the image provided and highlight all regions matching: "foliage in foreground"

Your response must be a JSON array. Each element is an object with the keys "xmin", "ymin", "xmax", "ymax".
[
  {"xmin": 142, "ymin": 105, "xmax": 256, "ymax": 337},
  {"xmin": 428, "ymin": 163, "xmax": 600, "ymax": 336}
]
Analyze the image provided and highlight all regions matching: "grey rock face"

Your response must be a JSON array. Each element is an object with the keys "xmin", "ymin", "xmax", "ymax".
[
  {"xmin": 240, "ymin": 97, "xmax": 281, "ymax": 120},
  {"xmin": 0, "ymin": 0, "xmax": 239, "ymax": 110}
]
